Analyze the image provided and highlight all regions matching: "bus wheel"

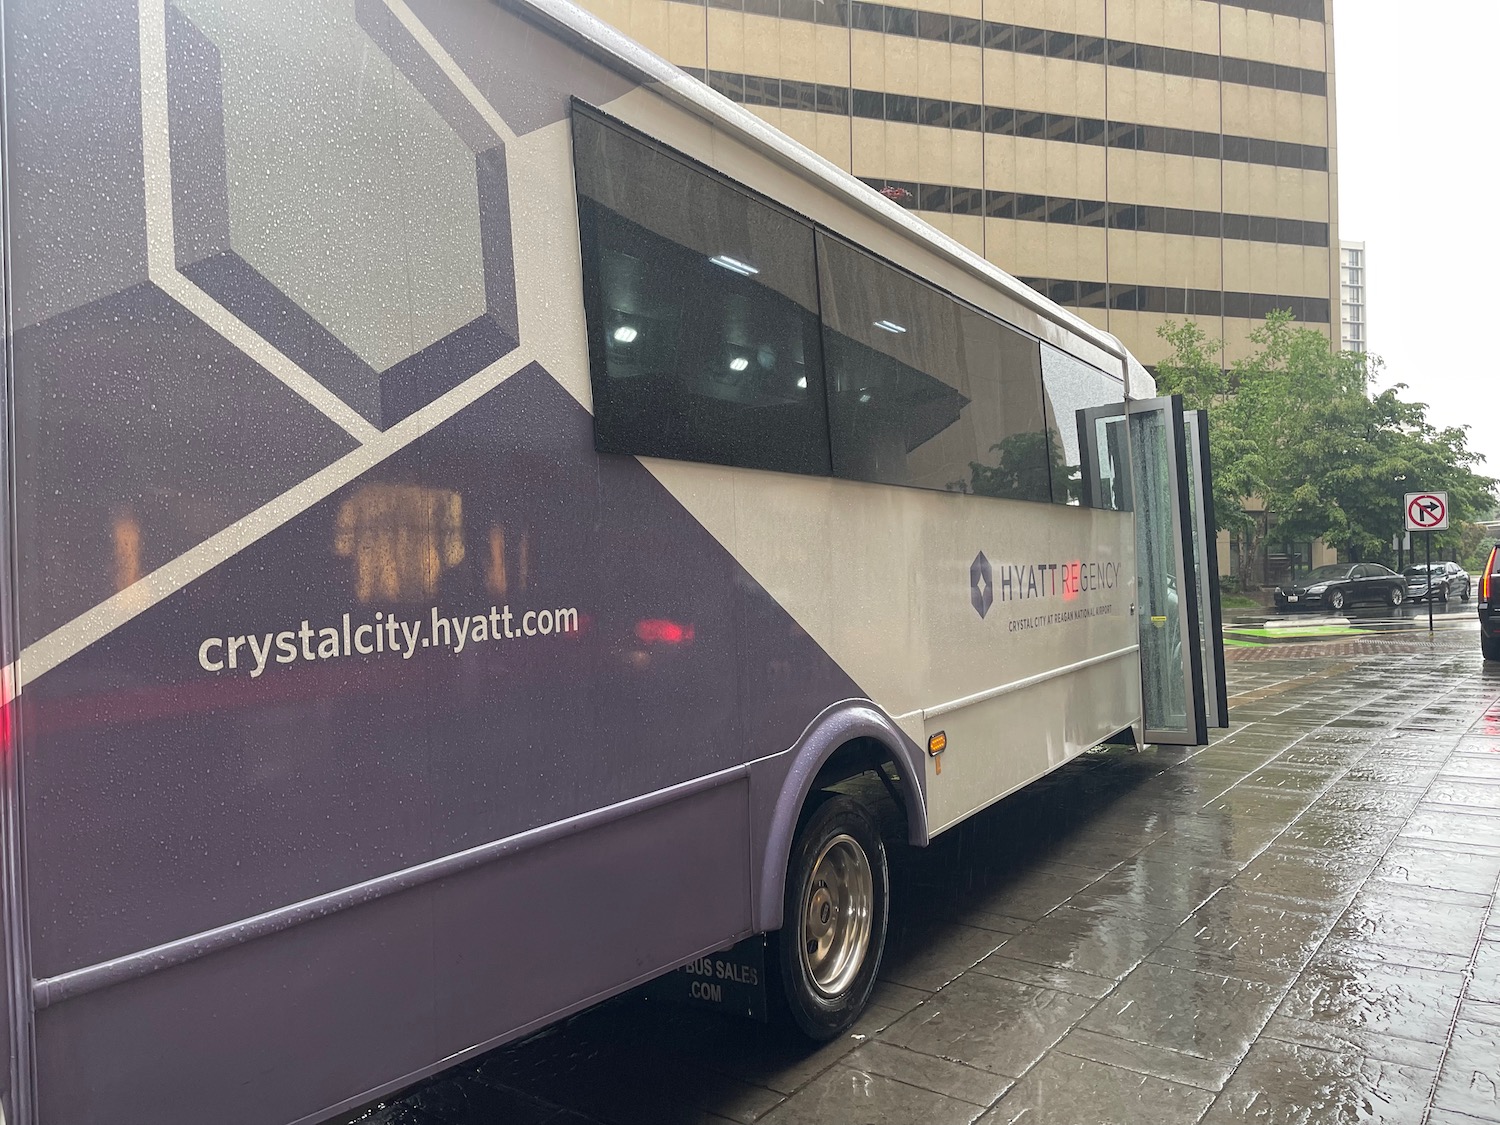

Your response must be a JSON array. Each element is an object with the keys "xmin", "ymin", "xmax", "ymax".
[{"xmin": 774, "ymin": 794, "xmax": 888, "ymax": 1041}]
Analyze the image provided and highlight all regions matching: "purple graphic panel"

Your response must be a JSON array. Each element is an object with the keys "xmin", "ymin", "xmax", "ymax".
[
  {"xmin": 5, "ymin": 0, "xmax": 151, "ymax": 331},
  {"xmin": 23, "ymin": 363, "xmax": 861, "ymax": 976},
  {"xmin": 33, "ymin": 776, "xmax": 751, "ymax": 1125},
  {"xmin": 11, "ymin": 282, "xmax": 359, "ymax": 648},
  {"xmin": 0, "ymin": 220, "xmax": 14, "ymax": 1119},
  {"xmin": 163, "ymin": 0, "xmax": 520, "ymax": 428}
]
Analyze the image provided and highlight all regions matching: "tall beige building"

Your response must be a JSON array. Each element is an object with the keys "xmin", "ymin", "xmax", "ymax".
[{"xmin": 581, "ymin": 0, "xmax": 1339, "ymax": 369}]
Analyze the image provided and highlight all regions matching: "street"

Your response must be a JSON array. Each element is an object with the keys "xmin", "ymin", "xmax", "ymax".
[{"xmin": 339, "ymin": 611, "xmax": 1500, "ymax": 1125}]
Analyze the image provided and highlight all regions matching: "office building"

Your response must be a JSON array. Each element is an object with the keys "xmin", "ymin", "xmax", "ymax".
[{"xmin": 580, "ymin": 0, "xmax": 1340, "ymax": 369}]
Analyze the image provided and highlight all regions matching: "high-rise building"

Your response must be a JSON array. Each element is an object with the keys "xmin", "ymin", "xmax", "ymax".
[
  {"xmin": 579, "ymin": 0, "xmax": 1339, "ymax": 369},
  {"xmin": 1340, "ymin": 239, "xmax": 1367, "ymax": 354}
]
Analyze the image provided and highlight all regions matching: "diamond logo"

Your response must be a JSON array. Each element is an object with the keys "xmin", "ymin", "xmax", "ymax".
[{"xmin": 970, "ymin": 551, "xmax": 993, "ymax": 619}]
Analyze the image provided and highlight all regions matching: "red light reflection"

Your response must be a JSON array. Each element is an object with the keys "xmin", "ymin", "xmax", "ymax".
[
  {"xmin": 0, "ymin": 666, "xmax": 12, "ymax": 758},
  {"xmin": 1062, "ymin": 560, "xmax": 1082, "ymax": 602},
  {"xmin": 635, "ymin": 619, "xmax": 695, "ymax": 645}
]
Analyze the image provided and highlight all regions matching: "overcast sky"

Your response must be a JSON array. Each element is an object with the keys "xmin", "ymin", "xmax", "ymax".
[{"xmin": 1334, "ymin": 2, "xmax": 1500, "ymax": 491}]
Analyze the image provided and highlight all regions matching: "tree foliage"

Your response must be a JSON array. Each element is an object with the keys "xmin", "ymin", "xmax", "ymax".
[{"xmin": 1155, "ymin": 311, "xmax": 1497, "ymax": 576}]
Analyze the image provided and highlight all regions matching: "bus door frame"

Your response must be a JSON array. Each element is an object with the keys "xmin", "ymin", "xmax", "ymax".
[
  {"xmin": 1184, "ymin": 409, "xmax": 1229, "ymax": 730},
  {"xmin": 1124, "ymin": 394, "xmax": 1222, "ymax": 746}
]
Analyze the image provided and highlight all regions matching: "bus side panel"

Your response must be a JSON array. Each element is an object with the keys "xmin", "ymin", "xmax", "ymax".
[
  {"xmin": 652, "ymin": 463, "xmax": 1143, "ymax": 836},
  {"xmin": 914, "ymin": 498, "xmax": 1140, "ymax": 834},
  {"xmin": 1, "ymin": 3, "xmax": 872, "ymax": 1119},
  {"xmin": 923, "ymin": 659, "xmax": 1142, "ymax": 836},
  {"xmin": 33, "ymin": 778, "xmax": 749, "ymax": 1125},
  {"xmin": 429, "ymin": 775, "xmax": 751, "ymax": 1055},
  {"xmin": 6, "ymin": 90, "xmax": 865, "ymax": 1117},
  {"xmin": 0, "ymin": 6, "xmax": 25, "ymax": 1106},
  {"xmin": 17, "ymin": 364, "xmax": 846, "ymax": 979},
  {"xmin": 0, "ymin": 189, "xmax": 17, "ymax": 1124}
]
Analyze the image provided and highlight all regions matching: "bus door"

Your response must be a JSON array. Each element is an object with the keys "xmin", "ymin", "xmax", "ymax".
[
  {"xmin": 1184, "ymin": 409, "xmax": 1229, "ymax": 729},
  {"xmin": 1125, "ymin": 395, "xmax": 1227, "ymax": 745}
]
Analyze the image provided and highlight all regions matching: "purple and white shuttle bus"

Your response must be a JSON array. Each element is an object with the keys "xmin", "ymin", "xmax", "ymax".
[{"xmin": 0, "ymin": 0, "xmax": 1227, "ymax": 1120}]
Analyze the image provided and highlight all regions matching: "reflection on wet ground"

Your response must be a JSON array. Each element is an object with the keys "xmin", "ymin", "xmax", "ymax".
[
  {"xmin": 1224, "ymin": 599, "xmax": 1485, "ymax": 664},
  {"xmin": 344, "ymin": 622, "xmax": 1500, "ymax": 1125}
]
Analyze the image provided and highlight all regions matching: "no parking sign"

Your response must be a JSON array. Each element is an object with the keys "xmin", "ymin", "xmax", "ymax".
[{"xmin": 1404, "ymin": 492, "xmax": 1450, "ymax": 532}]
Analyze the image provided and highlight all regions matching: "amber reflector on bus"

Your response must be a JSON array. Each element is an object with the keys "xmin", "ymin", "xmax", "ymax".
[{"xmin": 927, "ymin": 732, "xmax": 947, "ymax": 756}]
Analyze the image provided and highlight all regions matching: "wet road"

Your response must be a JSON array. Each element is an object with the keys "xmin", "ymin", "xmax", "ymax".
[{"xmin": 343, "ymin": 615, "xmax": 1500, "ymax": 1125}]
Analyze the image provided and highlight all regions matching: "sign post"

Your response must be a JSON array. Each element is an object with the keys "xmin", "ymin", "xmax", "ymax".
[{"xmin": 1404, "ymin": 492, "xmax": 1450, "ymax": 634}]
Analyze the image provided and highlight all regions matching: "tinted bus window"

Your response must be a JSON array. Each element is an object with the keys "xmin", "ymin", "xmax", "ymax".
[
  {"xmin": 1040, "ymin": 344, "xmax": 1129, "ymax": 509},
  {"xmin": 817, "ymin": 234, "xmax": 1051, "ymax": 500},
  {"xmin": 573, "ymin": 110, "xmax": 831, "ymax": 476}
]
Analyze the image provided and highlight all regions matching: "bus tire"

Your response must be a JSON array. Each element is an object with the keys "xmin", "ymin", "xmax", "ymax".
[{"xmin": 772, "ymin": 794, "xmax": 888, "ymax": 1041}]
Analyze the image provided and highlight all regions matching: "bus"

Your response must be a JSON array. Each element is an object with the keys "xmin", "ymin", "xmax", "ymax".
[
  {"xmin": 0, "ymin": 0, "xmax": 1225, "ymax": 1121},
  {"xmin": 1481, "ymin": 545, "xmax": 1499, "ymax": 660}
]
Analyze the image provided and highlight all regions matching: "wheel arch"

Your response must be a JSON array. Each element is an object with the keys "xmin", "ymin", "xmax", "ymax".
[{"xmin": 751, "ymin": 701, "xmax": 927, "ymax": 934}]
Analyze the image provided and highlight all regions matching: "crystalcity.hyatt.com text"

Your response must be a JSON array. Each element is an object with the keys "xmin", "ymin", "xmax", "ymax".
[{"xmin": 197, "ymin": 604, "xmax": 580, "ymax": 678}]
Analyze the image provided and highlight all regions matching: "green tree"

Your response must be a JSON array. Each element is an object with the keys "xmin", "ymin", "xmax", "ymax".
[
  {"xmin": 1155, "ymin": 311, "xmax": 1497, "ymax": 583},
  {"xmin": 1154, "ymin": 321, "xmax": 1252, "ymax": 560},
  {"xmin": 1457, "ymin": 524, "xmax": 1496, "ymax": 575}
]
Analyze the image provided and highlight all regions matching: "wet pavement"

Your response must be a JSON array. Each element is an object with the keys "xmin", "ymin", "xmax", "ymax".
[{"xmin": 343, "ymin": 613, "xmax": 1500, "ymax": 1125}]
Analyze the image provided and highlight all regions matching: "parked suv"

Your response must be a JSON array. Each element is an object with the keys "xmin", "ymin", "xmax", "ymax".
[
  {"xmin": 1403, "ymin": 561, "xmax": 1471, "ymax": 603},
  {"xmin": 1481, "ymin": 547, "xmax": 1499, "ymax": 661}
]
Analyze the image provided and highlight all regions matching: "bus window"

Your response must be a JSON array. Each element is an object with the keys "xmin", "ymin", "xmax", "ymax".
[
  {"xmin": 816, "ymin": 234, "xmax": 1051, "ymax": 501},
  {"xmin": 1040, "ymin": 344, "xmax": 1128, "ymax": 509},
  {"xmin": 573, "ymin": 109, "xmax": 831, "ymax": 476}
]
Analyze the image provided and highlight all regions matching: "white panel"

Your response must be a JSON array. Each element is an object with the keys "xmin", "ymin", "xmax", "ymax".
[
  {"xmin": 644, "ymin": 458, "xmax": 1144, "ymax": 832},
  {"xmin": 507, "ymin": 122, "xmax": 598, "ymax": 410},
  {"xmin": 923, "ymin": 655, "xmax": 1142, "ymax": 834}
]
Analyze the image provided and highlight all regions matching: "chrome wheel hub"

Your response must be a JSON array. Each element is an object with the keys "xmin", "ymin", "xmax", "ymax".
[{"xmin": 799, "ymin": 834, "xmax": 873, "ymax": 998}]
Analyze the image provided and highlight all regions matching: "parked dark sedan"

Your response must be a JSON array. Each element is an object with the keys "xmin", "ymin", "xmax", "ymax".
[
  {"xmin": 1402, "ymin": 562, "xmax": 1471, "ymax": 603},
  {"xmin": 1274, "ymin": 562, "xmax": 1407, "ymax": 612}
]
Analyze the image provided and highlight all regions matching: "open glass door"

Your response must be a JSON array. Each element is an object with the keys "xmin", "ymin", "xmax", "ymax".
[
  {"xmin": 1184, "ymin": 410, "xmax": 1229, "ymax": 729},
  {"xmin": 1128, "ymin": 395, "xmax": 1209, "ymax": 745}
]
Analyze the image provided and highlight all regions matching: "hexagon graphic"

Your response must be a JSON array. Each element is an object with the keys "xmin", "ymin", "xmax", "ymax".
[
  {"xmin": 163, "ymin": 0, "xmax": 518, "ymax": 428},
  {"xmin": 970, "ymin": 551, "xmax": 993, "ymax": 619}
]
